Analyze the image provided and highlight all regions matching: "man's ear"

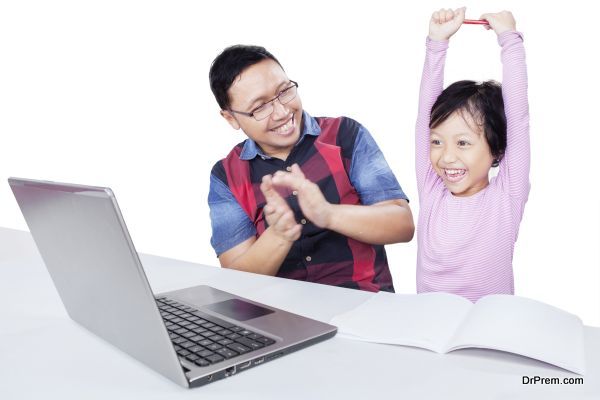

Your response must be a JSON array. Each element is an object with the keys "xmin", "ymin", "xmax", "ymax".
[{"xmin": 220, "ymin": 110, "xmax": 240, "ymax": 130}]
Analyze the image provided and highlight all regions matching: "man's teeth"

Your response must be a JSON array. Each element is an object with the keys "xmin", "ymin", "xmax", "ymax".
[{"xmin": 273, "ymin": 120, "xmax": 292, "ymax": 133}]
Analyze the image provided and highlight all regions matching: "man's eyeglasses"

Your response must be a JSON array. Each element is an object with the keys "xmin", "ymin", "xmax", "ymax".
[{"xmin": 229, "ymin": 81, "xmax": 298, "ymax": 121}]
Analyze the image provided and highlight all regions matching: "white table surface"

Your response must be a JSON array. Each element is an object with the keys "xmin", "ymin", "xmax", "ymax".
[{"xmin": 1, "ymin": 227, "xmax": 598, "ymax": 399}]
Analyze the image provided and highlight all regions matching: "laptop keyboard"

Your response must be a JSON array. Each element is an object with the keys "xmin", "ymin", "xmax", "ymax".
[{"xmin": 155, "ymin": 297, "xmax": 276, "ymax": 368}]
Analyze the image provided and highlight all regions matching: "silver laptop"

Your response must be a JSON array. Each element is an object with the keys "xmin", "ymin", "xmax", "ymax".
[{"xmin": 9, "ymin": 177, "xmax": 337, "ymax": 388}]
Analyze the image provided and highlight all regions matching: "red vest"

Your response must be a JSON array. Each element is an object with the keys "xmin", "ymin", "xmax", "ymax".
[{"xmin": 218, "ymin": 116, "xmax": 393, "ymax": 292}]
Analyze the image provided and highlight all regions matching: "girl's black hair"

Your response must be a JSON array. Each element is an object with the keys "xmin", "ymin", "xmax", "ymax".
[{"xmin": 430, "ymin": 80, "xmax": 507, "ymax": 167}]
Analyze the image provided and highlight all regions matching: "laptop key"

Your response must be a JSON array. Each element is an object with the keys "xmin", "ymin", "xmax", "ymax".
[
  {"xmin": 226, "ymin": 333, "xmax": 242, "ymax": 340},
  {"xmin": 177, "ymin": 349, "xmax": 191, "ymax": 357},
  {"xmin": 227, "ymin": 343, "xmax": 251, "ymax": 354},
  {"xmin": 208, "ymin": 325, "xmax": 225, "ymax": 333},
  {"xmin": 247, "ymin": 333, "xmax": 262, "ymax": 340},
  {"xmin": 216, "ymin": 348, "xmax": 238, "ymax": 359},
  {"xmin": 194, "ymin": 358, "xmax": 210, "ymax": 367},
  {"xmin": 235, "ymin": 337, "xmax": 263, "ymax": 349},
  {"xmin": 198, "ymin": 349, "xmax": 214, "ymax": 358},
  {"xmin": 255, "ymin": 336, "xmax": 276, "ymax": 346},
  {"xmin": 218, "ymin": 339, "xmax": 234, "ymax": 346},
  {"xmin": 189, "ymin": 345, "xmax": 203, "ymax": 353},
  {"xmin": 206, "ymin": 354, "xmax": 225, "ymax": 364},
  {"xmin": 185, "ymin": 354, "xmax": 200, "ymax": 362},
  {"xmin": 192, "ymin": 311, "xmax": 234, "ymax": 329},
  {"xmin": 207, "ymin": 343, "xmax": 222, "ymax": 351}
]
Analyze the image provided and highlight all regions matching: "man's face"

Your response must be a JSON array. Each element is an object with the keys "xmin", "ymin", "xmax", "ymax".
[
  {"xmin": 429, "ymin": 110, "xmax": 495, "ymax": 197},
  {"xmin": 222, "ymin": 59, "xmax": 303, "ymax": 160}
]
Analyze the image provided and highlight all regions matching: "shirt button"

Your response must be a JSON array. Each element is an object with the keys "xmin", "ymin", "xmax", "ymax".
[
  {"xmin": 292, "ymin": 190, "xmax": 298, "ymax": 196},
  {"xmin": 286, "ymin": 166, "xmax": 292, "ymax": 172},
  {"xmin": 305, "ymin": 256, "xmax": 312, "ymax": 262},
  {"xmin": 300, "ymin": 218, "xmax": 307, "ymax": 225}
]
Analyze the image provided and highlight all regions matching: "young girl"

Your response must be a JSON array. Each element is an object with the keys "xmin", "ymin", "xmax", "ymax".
[{"xmin": 416, "ymin": 8, "xmax": 529, "ymax": 302}]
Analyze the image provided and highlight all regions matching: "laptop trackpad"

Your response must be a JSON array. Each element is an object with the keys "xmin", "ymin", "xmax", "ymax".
[{"xmin": 205, "ymin": 299, "xmax": 274, "ymax": 321}]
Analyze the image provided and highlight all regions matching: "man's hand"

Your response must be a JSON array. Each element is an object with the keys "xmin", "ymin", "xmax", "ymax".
[
  {"xmin": 428, "ymin": 7, "xmax": 466, "ymax": 41},
  {"xmin": 271, "ymin": 164, "xmax": 333, "ymax": 229},
  {"xmin": 260, "ymin": 174, "xmax": 302, "ymax": 242}
]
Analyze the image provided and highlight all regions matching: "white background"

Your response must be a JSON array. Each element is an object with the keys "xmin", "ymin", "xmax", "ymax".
[{"xmin": 1, "ymin": 0, "xmax": 598, "ymax": 325}]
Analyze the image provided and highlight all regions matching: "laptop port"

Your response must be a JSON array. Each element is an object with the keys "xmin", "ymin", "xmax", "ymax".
[
  {"xmin": 207, "ymin": 374, "xmax": 213, "ymax": 382},
  {"xmin": 239, "ymin": 361, "xmax": 252, "ymax": 370},
  {"xmin": 253, "ymin": 356, "xmax": 265, "ymax": 366},
  {"xmin": 225, "ymin": 366, "xmax": 236, "ymax": 376},
  {"xmin": 265, "ymin": 352, "xmax": 283, "ymax": 362}
]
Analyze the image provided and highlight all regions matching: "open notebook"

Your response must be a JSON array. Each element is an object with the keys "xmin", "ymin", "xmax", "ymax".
[{"xmin": 331, "ymin": 292, "xmax": 585, "ymax": 374}]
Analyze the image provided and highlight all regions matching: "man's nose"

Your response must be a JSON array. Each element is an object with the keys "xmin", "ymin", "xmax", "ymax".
[{"xmin": 271, "ymin": 99, "xmax": 289, "ymax": 120}]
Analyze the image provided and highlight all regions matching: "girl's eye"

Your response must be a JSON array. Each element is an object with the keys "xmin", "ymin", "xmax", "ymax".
[
  {"xmin": 431, "ymin": 139, "xmax": 441, "ymax": 145},
  {"xmin": 457, "ymin": 140, "xmax": 470, "ymax": 147}
]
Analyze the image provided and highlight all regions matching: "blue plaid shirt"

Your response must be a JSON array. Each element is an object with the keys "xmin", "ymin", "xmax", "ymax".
[{"xmin": 208, "ymin": 111, "xmax": 407, "ymax": 255}]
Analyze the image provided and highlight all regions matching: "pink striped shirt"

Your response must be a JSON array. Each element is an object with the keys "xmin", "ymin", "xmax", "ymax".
[{"xmin": 415, "ymin": 31, "xmax": 530, "ymax": 302}]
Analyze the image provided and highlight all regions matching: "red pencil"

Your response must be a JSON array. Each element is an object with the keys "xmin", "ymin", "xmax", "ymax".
[{"xmin": 463, "ymin": 19, "xmax": 489, "ymax": 25}]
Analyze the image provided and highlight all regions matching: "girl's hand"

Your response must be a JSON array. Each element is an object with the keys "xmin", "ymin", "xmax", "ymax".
[
  {"xmin": 480, "ymin": 11, "xmax": 517, "ymax": 35},
  {"xmin": 429, "ymin": 7, "xmax": 466, "ymax": 41}
]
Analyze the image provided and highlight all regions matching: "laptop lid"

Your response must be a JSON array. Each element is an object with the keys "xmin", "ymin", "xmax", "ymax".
[{"xmin": 9, "ymin": 178, "xmax": 189, "ymax": 387}]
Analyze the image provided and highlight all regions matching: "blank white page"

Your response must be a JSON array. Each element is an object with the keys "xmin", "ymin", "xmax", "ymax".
[
  {"xmin": 446, "ymin": 295, "xmax": 585, "ymax": 374},
  {"xmin": 331, "ymin": 292, "xmax": 472, "ymax": 353}
]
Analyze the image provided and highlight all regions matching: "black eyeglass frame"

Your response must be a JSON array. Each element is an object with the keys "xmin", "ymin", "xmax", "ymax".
[{"xmin": 228, "ymin": 80, "xmax": 299, "ymax": 121}]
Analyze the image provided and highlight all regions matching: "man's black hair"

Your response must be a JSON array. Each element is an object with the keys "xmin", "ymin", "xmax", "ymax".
[{"xmin": 209, "ymin": 45, "xmax": 282, "ymax": 110}]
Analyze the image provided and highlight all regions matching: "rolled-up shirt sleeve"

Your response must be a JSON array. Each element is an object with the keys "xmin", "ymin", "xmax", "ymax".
[
  {"xmin": 208, "ymin": 174, "xmax": 256, "ymax": 256},
  {"xmin": 349, "ymin": 126, "xmax": 408, "ymax": 205}
]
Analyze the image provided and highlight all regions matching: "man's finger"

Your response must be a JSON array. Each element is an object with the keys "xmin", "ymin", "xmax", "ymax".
[
  {"xmin": 261, "ymin": 174, "xmax": 287, "ymax": 205},
  {"xmin": 290, "ymin": 163, "xmax": 306, "ymax": 180},
  {"xmin": 272, "ymin": 170, "xmax": 305, "ymax": 191}
]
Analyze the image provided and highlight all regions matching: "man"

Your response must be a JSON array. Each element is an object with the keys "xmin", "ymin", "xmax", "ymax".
[{"xmin": 208, "ymin": 45, "xmax": 414, "ymax": 292}]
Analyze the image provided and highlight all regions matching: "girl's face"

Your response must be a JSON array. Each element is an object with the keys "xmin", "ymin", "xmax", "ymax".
[{"xmin": 430, "ymin": 110, "xmax": 495, "ymax": 197}]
